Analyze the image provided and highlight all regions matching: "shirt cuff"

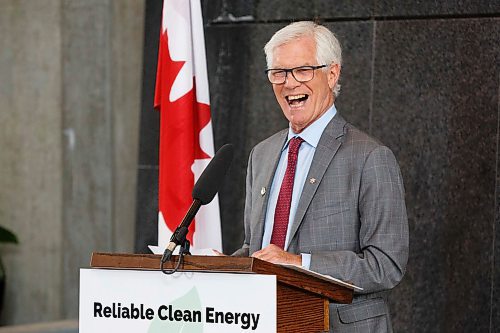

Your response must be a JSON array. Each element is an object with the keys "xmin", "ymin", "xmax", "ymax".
[{"xmin": 301, "ymin": 253, "xmax": 311, "ymax": 269}]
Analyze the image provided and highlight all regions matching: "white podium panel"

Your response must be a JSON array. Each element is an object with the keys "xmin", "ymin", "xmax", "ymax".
[{"xmin": 79, "ymin": 268, "xmax": 276, "ymax": 333}]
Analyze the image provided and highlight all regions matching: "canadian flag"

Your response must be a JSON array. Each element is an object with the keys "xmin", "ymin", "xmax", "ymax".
[{"xmin": 151, "ymin": 0, "xmax": 222, "ymax": 253}]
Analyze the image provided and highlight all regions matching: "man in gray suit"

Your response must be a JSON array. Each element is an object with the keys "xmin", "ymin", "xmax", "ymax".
[{"xmin": 233, "ymin": 21, "xmax": 409, "ymax": 332}]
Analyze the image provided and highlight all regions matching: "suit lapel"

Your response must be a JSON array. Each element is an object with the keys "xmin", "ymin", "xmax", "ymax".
[
  {"xmin": 250, "ymin": 130, "xmax": 288, "ymax": 253},
  {"xmin": 287, "ymin": 114, "xmax": 347, "ymax": 249}
]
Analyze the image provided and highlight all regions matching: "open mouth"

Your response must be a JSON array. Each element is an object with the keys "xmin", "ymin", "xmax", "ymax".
[{"xmin": 286, "ymin": 94, "xmax": 309, "ymax": 107}]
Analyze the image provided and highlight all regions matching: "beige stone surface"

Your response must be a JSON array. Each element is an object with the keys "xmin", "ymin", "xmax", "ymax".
[
  {"xmin": 0, "ymin": 320, "xmax": 78, "ymax": 333},
  {"xmin": 0, "ymin": 0, "xmax": 144, "ymax": 325},
  {"xmin": 110, "ymin": 0, "xmax": 143, "ymax": 254},
  {"xmin": 0, "ymin": 0, "xmax": 63, "ymax": 324}
]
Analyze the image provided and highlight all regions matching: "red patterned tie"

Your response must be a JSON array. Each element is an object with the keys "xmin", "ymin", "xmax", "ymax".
[{"xmin": 271, "ymin": 137, "xmax": 304, "ymax": 249}]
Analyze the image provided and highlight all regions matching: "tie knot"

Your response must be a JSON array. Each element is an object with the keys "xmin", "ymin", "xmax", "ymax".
[{"xmin": 288, "ymin": 137, "xmax": 304, "ymax": 155}]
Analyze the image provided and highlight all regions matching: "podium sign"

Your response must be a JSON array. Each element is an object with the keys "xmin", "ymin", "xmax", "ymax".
[{"xmin": 79, "ymin": 268, "xmax": 276, "ymax": 333}]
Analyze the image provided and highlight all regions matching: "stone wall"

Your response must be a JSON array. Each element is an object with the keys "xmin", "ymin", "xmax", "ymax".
[{"xmin": 0, "ymin": 0, "xmax": 144, "ymax": 325}]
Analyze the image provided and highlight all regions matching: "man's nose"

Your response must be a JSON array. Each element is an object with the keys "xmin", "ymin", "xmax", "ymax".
[{"xmin": 283, "ymin": 72, "xmax": 301, "ymax": 88}]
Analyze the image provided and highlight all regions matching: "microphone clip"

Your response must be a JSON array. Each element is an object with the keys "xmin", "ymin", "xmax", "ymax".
[{"xmin": 160, "ymin": 227, "xmax": 191, "ymax": 275}]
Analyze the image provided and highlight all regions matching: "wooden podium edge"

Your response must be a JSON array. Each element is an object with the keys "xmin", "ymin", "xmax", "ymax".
[{"xmin": 90, "ymin": 252, "xmax": 353, "ymax": 304}]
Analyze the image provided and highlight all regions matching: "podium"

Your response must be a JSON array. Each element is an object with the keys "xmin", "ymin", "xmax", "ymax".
[{"xmin": 88, "ymin": 252, "xmax": 354, "ymax": 333}]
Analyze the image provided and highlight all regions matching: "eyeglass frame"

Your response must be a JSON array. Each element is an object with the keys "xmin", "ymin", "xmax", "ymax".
[{"xmin": 264, "ymin": 64, "xmax": 327, "ymax": 84}]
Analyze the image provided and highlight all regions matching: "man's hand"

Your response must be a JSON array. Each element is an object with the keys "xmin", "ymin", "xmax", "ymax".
[{"xmin": 251, "ymin": 244, "xmax": 301, "ymax": 266}]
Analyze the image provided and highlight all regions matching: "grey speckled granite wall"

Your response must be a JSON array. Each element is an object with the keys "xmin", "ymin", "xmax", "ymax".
[{"xmin": 136, "ymin": 1, "xmax": 500, "ymax": 332}]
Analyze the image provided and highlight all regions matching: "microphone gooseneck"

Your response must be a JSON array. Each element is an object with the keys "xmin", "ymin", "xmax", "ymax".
[{"xmin": 160, "ymin": 199, "xmax": 201, "ymax": 264}]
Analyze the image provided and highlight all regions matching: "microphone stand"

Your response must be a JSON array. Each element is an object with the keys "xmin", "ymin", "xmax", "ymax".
[{"xmin": 160, "ymin": 200, "xmax": 200, "ymax": 275}]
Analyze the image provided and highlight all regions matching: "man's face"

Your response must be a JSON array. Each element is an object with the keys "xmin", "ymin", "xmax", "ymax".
[{"xmin": 271, "ymin": 37, "xmax": 339, "ymax": 133}]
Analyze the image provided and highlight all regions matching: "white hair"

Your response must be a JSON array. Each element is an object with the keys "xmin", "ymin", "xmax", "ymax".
[{"xmin": 264, "ymin": 21, "xmax": 342, "ymax": 97}]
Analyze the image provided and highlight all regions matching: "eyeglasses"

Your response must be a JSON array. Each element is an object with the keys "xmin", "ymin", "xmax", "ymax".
[{"xmin": 265, "ymin": 65, "xmax": 327, "ymax": 84}]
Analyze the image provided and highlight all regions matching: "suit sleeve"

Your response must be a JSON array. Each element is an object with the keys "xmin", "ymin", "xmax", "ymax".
[{"xmin": 309, "ymin": 146, "xmax": 409, "ymax": 294}]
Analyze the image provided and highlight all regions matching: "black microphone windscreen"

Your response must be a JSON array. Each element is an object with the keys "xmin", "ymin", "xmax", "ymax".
[{"xmin": 192, "ymin": 144, "xmax": 234, "ymax": 205}]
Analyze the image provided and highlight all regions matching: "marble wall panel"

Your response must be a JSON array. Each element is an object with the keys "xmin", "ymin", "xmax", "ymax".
[
  {"xmin": 135, "ymin": 0, "xmax": 161, "ymax": 253},
  {"xmin": 135, "ymin": 168, "xmax": 159, "ymax": 253},
  {"xmin": 138, "ymin": 0, "xmax": 162, "ymax": 167},
  {"xmin": 493, "ymin": 83, "xmax": 500, "ymax": 332},
  {"xmin": 202, "ymin": 0, "xmax": 373, "ymax": 23},
  {"xmin": 323, "ymin": 22, "xmax": 373, "ymax": 133},
  {"xmin": 253, "ymin": 0, "xmax": 372, "ymax": 22},
  {"xmin": 371, "ymin": 18, "xmax": 499, "ymax": 333},
  {"xmin": 375, "ymin": 1, "xmax": 500, "ymax": 17},
  {"xmin": 137, "ymin": 106, "xmax": 160, "ymax": 166},
  {"xmin": 194, "ymin": 0, "xmax": 500, "ymax": 20},
  {"xmin": 202, "ymin": 0, "xmax": 256, "ymax": 23}
]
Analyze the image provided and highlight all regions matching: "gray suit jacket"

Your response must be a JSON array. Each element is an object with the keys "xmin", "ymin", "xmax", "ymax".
[{"xmin": 234, "ymin": 113, "xmax": 409, "ymax": 333}]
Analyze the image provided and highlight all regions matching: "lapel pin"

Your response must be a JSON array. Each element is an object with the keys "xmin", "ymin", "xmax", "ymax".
[
  {"xmin": 260, "ymin": 187, "xmax": 266, "ymax": 196},
  {"xmin": 309, "ymin": 178, "xmax": 316, "ymax": 184}
]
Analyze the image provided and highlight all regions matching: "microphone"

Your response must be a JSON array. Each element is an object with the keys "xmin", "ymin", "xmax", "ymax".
[{"xmin": 161, "ymin": 144, "xmax": 234, "ymax": 263}]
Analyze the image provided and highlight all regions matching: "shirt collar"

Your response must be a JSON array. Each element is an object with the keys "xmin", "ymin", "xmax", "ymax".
[{"xmin": 283, "ymin": 104, "xmax": 337, "ymax": 151}]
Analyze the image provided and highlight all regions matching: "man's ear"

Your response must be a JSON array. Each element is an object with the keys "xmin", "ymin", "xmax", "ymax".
[{"xmin": 328, "ymin": 63, "xmax": 341, "ymax": 90}]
